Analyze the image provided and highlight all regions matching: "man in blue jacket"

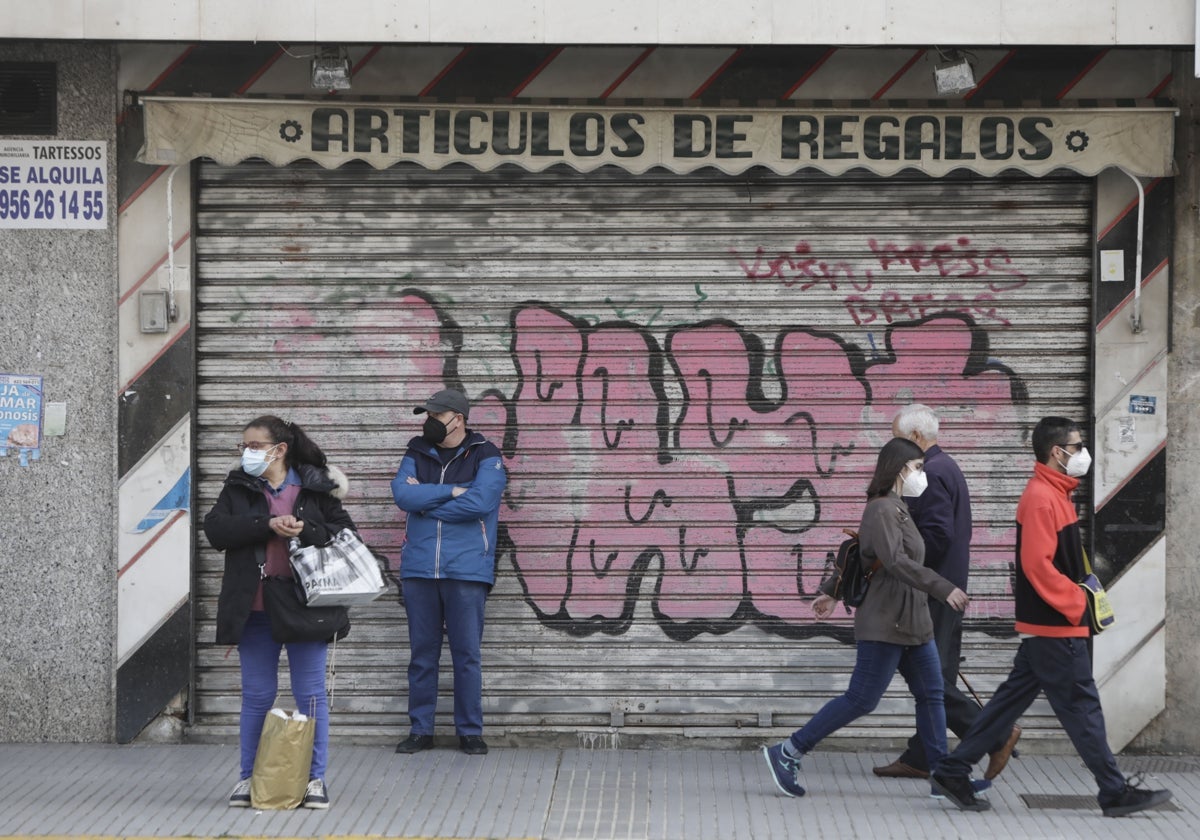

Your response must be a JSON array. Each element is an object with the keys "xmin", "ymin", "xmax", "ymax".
[
  {"xmin": 873, "ymin": 404, "xmax": 1021, "ymax": 782},
  {"xmin": 391, "ymin": 389, "xmax": 507, "ymax": 755}
]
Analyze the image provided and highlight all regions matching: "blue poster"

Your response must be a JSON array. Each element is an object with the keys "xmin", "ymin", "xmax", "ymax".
[
  {"xmin": 0, "ymin": 373, "xmax": 43, "ymax": 466},
  {"xmin": 1129, "ymin": 394, "xmax": 1157, "ymax": 415}
]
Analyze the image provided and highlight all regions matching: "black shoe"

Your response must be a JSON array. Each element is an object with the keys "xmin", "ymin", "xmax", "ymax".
[
  {"xmin": 931, "ymin": 774, "xmax": 992, "ymax": 812},
  {"xmin": 1100, "ymin": 775, "xmax": 1173, "ymax": 817},
  {"xmin": 395, "ymin": 733, "xmax": 434, "ymax": 754},
  {"xmin": 872, "ymin": 758, "xmax": 929, "ymax": 779},
  {"xmin": 228, "ymin": 778, "xmax": 251, "ymax": 808},
  {"xmin": 302, "ymin": 778, "xmax": 330, "ymax": 809},
  {"xmin": 459, "ymin": 735, "xmax": 488, "ymax": 755}
]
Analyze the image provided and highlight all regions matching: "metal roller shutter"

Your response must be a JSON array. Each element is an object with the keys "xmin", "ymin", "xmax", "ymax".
[{"xmin": 193, "ymin": 160, "xmax": 1092, "ymax": 746}]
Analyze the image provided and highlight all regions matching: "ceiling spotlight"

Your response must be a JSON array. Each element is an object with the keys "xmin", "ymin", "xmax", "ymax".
[
  {"xmin": 933, "ymin": 49, "xmax": 976, "ymax": 96},
  {"xmin": 311, "ymin": 46, "xmax": 351, "ymax": 90}
]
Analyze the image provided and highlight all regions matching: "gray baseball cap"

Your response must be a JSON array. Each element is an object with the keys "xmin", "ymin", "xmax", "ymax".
[{"xmin": 414, "ymin": 388, "xmax": 470, "ymax": 420}]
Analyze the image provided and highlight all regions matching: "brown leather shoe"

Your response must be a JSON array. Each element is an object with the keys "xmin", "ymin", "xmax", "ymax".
[
  {"xmin": 984, "ymin": 725, "xmax": 1022, "ymax": 780},
  {"xmin": 872, "ymin": 759, "xmax": 929, "ymax": 779}
]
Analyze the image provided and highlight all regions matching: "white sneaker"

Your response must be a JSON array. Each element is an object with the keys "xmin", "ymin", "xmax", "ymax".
[
  {"xmin": 303, "ymin": 778, "xmax": 330, "ymax": 809},
  {"xmin": 228, "ymin": 778, "xmax": 251, "ymax": 808}
]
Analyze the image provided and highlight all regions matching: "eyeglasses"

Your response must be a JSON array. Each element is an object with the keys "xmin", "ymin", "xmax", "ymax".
[
  {"xmin": 1057, "ymin": 441, "xmax": 1086, "ymax": 452},
  {"xmin": 237, "ymin": 441, "xmax": 277, "ymax": 453}
]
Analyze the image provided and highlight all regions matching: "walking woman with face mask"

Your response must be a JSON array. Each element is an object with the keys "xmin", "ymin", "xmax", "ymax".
[
  {"xmin": 203, "ymin": 415, "xmax": 355, "ymax": 809},
  {"xmin": 762, "ymin": 437, "xmax": 972, "ymax": 799}
]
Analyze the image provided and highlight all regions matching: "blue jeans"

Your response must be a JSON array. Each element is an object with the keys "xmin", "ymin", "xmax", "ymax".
[
  {"xmin": 790, "ymin": 639, "xmax": 947, "ymax": 771},
  {"xmin": 939, "ymin": 636, "xmax": 1125, "ymax": 797},
  {"xmin": 403, "ymin": 577, "xmax": 489, "ymax": 735},
  {"xmin": 237, "ymin": 611, "xmax": 329, "ymax": 780},
  {"xmin": 898, "ymin": 599, "xmax": 1001, "ymax": 771}
]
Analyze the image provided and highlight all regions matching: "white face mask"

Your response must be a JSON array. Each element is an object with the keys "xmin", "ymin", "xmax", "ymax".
[
  {"xmin": 1060, "ymin": 446, "xmax": 1091, "ymax": 478},
  {"xmin": 902, "ymin": 468, "xmax": 928, "ymax": 497},
  {"xmin": 241, "ymin": 445, "xmax": 279, "ymax": 477}
]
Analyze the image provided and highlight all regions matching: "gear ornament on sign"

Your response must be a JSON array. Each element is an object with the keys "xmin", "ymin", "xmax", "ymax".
[
  {"xmin": 1065, "ymin": 130, "xmax": 1089, "ymax": 152},
  {"xmin": 280, "ymin": 120, "xmax": 304, "ymax": 143}
]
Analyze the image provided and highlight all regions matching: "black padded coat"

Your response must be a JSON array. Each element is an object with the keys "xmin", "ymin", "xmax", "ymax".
[{"xmin": 204, "ymin": 463, "xmax": 354, "ymax": 645}]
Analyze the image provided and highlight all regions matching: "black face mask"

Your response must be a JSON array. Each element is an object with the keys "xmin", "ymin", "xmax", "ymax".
[{"xmin": 422, "ymin": 416, "xmax": 449, "ymax": 444}]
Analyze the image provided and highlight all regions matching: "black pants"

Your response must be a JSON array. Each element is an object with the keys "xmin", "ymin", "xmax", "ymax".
[
  {"xmin": 897, "ymin": 599, "xmax": 995, "ymax": 770},
  {"xmin": 940, "ymin": 636, "xmax": 1126, "ymax": 796}
]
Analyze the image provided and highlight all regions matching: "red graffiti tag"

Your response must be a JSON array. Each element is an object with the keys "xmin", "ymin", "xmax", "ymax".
[{"xmin": 731, "ymin": 236, "xmax": 1029, "ymax": 329}]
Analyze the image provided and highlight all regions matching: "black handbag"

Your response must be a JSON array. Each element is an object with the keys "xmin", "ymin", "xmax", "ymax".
[{"xmin": 261, "ymin": 576, "xmax": 350, "ymax": 643}]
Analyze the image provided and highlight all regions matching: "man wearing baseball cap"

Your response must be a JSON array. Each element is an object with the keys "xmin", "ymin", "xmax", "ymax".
[{"xmin": 391, "ymin": 388, "xmax": 507, "ymax": 755}]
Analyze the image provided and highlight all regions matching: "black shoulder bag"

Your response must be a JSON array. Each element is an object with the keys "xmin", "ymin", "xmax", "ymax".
[
  {"xmin": 262, "ymin": 575, "xmax": 350, "ymax": 643},
  {"xmin": 831, "ymin": 528, "xmax": 882, "ymax": 608}
]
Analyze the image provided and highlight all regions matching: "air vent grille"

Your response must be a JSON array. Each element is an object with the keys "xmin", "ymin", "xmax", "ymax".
[{"xmin": 0, "ymin": 62, "xmax": 57, "ymax": 135}]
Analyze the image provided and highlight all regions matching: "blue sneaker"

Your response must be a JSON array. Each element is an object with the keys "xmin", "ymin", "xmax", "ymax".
[
  {"xmin": 762, "ymin": 743, "xmax": 806, "ymax": 797},
  {"xmin": 930, "ymin": 777, "xmax": 990, "ymax": 800}
]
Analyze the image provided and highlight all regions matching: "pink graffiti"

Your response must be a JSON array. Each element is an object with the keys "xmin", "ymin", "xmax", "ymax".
[
  {"xmin": 262, "ymin": 289, "xmax": 1022, "ymax": 638},
  {"xmin": 267, "ymin": 290, "xmax": 1022, "ymax": 637},
  {"xmin": 503, "ymin": 308, "xmax": 1023, "ymax": 639}
]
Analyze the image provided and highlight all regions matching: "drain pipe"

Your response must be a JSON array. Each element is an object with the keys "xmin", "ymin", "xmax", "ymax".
[
  {"xmin": 165, "ymin": 165, "xmax": 180, "ymax": 322},
  {"xmin": 1118, "ymin": 167, "xmax": 1145, "ymax": 334}
]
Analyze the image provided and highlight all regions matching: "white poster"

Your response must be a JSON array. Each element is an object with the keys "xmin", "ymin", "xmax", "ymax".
[{"xmin": 0, "ymin": 140, "xmax": 108, "ymax": 230}]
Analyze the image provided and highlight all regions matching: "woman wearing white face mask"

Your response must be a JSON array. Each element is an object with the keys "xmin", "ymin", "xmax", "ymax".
[
  {"xmin": 763, "ymin": 437, "xmax": 973, "ymax": 800},
  {"xmin": 203, "ymin": 415, "xmax": 355, "ymax": 810}
]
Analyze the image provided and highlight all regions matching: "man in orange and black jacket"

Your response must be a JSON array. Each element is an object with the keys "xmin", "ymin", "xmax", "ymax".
[{"xmin": 931, "ymin": 417, "xmax": 1171, "ymax": 818}]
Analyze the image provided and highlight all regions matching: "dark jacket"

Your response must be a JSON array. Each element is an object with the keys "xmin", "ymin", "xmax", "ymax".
[
  {"xmin": 903, "ymin": 444, "xmax": 972, "ymax": 590},
  {"xmin": 1013, "ymin": 461, "xmax": 1089, "ymax": 637},
  {"xmin": 390, "ymin": 429, "xmax": 506, "ymax": 585},
  {"xmin": 824, "ymin": 493, "xmax": 958, "ymax": 645},
  {"xmin": 204, "ymin": 463, "xmax": 355, "ymax": 644}
]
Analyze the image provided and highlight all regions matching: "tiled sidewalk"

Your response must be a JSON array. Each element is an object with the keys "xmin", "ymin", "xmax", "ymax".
[{"xmin": 0, "ymin": 743, "xmax": 1192, "ymax": 839}]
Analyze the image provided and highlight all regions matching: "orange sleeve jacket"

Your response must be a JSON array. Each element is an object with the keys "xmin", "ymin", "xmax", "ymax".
[{"xmin": 1012, "ymin": 461, "xmax": 1089, "ymax": 638}]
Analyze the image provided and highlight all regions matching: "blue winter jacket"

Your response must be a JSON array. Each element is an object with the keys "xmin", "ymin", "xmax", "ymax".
[{"xmin": 390, "ymin": 430, "xmax": 507, "ymax": 585}]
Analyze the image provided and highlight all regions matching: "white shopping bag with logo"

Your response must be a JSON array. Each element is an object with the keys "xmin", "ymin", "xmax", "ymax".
[{"xmin": 289, "ymin": 528, "xmax": 388, "ymax": 606}]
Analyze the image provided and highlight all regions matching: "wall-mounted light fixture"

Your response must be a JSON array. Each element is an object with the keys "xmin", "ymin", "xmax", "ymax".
[
  {"xmin": 311, "ymin": 46, "xmax": 351, "ymax": 90},
  {"xmin": 933, "ymin": 48, "xmax": 977, "ymax": 95}
]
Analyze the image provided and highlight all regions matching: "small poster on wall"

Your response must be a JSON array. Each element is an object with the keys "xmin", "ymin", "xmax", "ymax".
[{"xmin": 0, "ymin": 373, "xmax": 43, "ymax": 466}]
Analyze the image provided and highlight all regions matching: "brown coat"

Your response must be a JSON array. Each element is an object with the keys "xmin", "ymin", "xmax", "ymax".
[{"xmin": 822, "ymin": 492, "xmax": 958, "ymax": 645}]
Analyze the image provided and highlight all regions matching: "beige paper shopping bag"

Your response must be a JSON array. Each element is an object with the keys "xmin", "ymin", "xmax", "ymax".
[{"xmin": 249, "ymin": 708, "xmax": 314, "ymax": 809}]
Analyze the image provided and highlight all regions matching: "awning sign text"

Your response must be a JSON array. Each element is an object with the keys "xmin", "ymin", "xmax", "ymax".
[{"xmin": 139, "ymin": 99, "xmax": 1176, "ymax": 179}]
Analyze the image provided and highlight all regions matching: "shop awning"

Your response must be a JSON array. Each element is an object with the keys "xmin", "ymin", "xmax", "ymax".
[{"xmin": 138, "ymin": 97, "xmax": 1176, "ymax": 178}]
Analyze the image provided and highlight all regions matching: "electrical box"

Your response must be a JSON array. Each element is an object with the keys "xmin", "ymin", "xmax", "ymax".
[
  {"xmin": 934, "ymin": 58, "xmax": 976, "ymax": 95},
  {"xmin": 139, "ymin": 289, "xmax": 170, "ymax": 333},
  {"xmin": 1100, "ymin": 250, "xmax": 1125, "ymax": 283}
]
